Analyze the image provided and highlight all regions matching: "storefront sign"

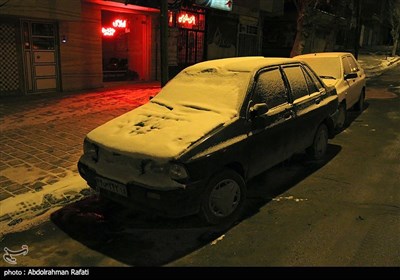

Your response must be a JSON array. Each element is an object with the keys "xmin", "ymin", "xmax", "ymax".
[
  {"xmin": 176, "ymin": 12, "xmax": 197, "ymax": 29},
  {"xmin": 112, "ymin": 19, "xmax": 126, "ymax": 28},
  {"xmin": 178, "ymin": 13, "xmax": 196, "ymax": 25},
  {"xmin": 102, "ymin": 27, "xmax": 116, "ymax": 36},
  {"xmin": 195, "ymin": 0, "xmax": 233, "ymax": 11},
  {"xmin": 102, "ymin": 18, "xmax": 127, "ymax": 37}
]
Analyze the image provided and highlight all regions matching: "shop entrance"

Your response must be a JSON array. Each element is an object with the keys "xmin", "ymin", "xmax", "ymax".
[{"xmin": 101, "ymin": 10, "xmax": 151, "ymax": 82}]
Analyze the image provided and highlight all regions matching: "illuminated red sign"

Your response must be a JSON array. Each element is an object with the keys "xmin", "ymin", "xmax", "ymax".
[
  {"xmin": 168, "ymin": 11, "xmax": 174, "ymax": 27},
  {"xmin": 102, "ymin": 18, "xmax": 127, "ymax": 37},
  {"xmin": 112, "ymin": 19, "xmax": 126, "ymax": 28},
  {"xmin": 178, "ymin": 13, "xmax": 196, "ymax": 25},
  {"xmin": 176, "ymin": 12, "xmax": 197, "ymax": 29},
  {"xmin": 102, "ymin": 27, "xmax": 116, "ymax": 36}
]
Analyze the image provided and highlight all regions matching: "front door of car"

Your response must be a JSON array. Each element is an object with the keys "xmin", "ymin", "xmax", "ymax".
[
  {"xmin": 342, "ymin": 55, "xmax": 363, "ymax": 107},
  {"xmin": 247, "ymin": 67, "xmax": 295, "ymax": 178}
]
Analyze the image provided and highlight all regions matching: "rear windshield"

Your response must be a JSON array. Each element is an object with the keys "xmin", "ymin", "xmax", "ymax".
[{"xmin": 300, "ymin": 57, "xmax": 341, "ymax": 79}]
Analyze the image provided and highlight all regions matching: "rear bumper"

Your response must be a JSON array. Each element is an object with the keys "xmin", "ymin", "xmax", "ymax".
[{"xmin": 77, "ymin": 161, "xmax": 206, "ymax": 218}]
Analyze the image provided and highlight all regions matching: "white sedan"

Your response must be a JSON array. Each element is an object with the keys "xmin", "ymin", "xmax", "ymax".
[{"xmin": 294, "ymin": 52, "xmax": 366, "ymax": 130}]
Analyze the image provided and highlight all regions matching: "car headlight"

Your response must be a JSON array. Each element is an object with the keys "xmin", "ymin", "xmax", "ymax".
[
  {"xmin": 83, "ymin": 139, "xmax": 98, "ymax": 162},
  {"xmin": 149, "ymin": 161, "xmax": 188, "ymax": 180},
  {"xmin": 169, "ymin": 163, "xmax": 188, "ymax": 180}
]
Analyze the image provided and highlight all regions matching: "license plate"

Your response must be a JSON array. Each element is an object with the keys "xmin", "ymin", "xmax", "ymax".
[{"xmin": 95, "ymin": 177, "xmax": 128, "ymax": 197}]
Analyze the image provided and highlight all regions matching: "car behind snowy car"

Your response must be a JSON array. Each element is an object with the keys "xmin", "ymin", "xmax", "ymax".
[
  {"xmin": 78, "ymin": 57, "xmax": 338, "ymax": 225},
  {"xmin": 294, "ymin": 52, "xmax": 366, "ymax": 130}
]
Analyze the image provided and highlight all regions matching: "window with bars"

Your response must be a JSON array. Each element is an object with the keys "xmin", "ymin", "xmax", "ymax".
[
  {"xmin": 170, "ymin": 9, "xmax": 205, "ymax": 66},
  {"xmin": 238, "ymin": 23, "xmax": 259, "ymax": 56}
]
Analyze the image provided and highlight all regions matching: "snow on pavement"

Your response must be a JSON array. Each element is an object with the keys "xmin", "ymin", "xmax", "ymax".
[{"xmin": 0, "ymin": 173, "xmax": 89, "ymax": 239}]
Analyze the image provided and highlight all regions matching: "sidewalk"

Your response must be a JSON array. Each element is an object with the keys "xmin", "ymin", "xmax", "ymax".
[
  {"xmin": 358, "ymin": 53, "xmax": 400, "ymax": 78},
  {"xmin": 0, "ymin": 81, "xmax": 161, "ymax": 236}
]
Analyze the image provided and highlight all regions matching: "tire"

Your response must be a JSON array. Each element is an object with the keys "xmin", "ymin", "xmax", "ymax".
[
  {"xmin": 307, "ymin": 123, "xmax": 328, "ymax": 160},
  {"xmin": 199, "ymin": 169, "xmax": 246, "ymax": 225},
  {"xmin": 355, "ymin": 89, "xmax": 365, "ymax": 112},
  {"xmin": 335, "ymin": 103, "xmax": 347, "ymax": 131}
]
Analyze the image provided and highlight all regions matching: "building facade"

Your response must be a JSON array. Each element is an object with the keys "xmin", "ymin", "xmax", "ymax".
[
  {"xmin": 0, "ymin": 0, "xmax": 283, "ymax": 97},
  {"xmin": 0, "ymin": 0, "xmax": 160, "ymax": 96}
]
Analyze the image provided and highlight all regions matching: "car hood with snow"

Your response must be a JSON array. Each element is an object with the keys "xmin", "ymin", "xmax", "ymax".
[
  {"xmin": 86, "ymin": 101, "xmax": 236, "ymax": 160},
  {"xmin": 86, "ymin": 59, "xmax": 253, "ymax": 161}
]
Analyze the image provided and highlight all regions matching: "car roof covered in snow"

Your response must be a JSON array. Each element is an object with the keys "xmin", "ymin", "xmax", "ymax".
[
  {"xmin": 294, "ymin": 52, "xmax": 354, "ymax": 59},
  {"xmin": 186, "ymin": 56, "xmax": 300, "ymax": 73}
]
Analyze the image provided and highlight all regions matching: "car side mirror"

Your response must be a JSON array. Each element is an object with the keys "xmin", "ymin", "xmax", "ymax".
[
  {"xmin": 344, "ymin": 73, "xmax": 358, "ymax": 80},
  {"xmin": 250, "ymin": 103, "xmax": 269, "ymax": 117}
]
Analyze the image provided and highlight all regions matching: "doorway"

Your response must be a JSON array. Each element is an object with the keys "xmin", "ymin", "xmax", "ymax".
[
  {"xmin": 22, "ymin": 20, "xmax": 60, "ymax": 94},
  {"xmin": 101, "ymin": 10, "xmax": 152, "ymax": 82}
]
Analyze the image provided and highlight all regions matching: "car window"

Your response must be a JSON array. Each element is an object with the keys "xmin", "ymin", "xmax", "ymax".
[
  {"xmin": 283, "ymin": 66, "xmax": 310, "ymax": 100},
  {"xmin": 301, "ymin": 66, "xmax": 319, "ymax": 94},
  {"xmin": 346, "ymin": 56, "xmax": 359, "ymax": 72},
  {"xmin": 303, "ymin": 64, "xmax": 324, "ymax": 90},
  {"xmin": 342, "ymin": 57, "xmax": 352, "ymax": 76},
  {"xmin": 253, "ymin": 68, "xmax": 288, "ymax": 108}
]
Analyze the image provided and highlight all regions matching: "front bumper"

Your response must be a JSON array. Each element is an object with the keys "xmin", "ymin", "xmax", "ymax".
[{"xmin": 77, "ymin": 161, "xmax": 205, "ymax": 218}]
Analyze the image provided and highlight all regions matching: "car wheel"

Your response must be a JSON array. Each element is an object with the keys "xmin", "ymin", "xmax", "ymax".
[
  {"xmin": 355, "ymin": 89, "xmax": 365, "ymax": 111},
  {"xmin": 307, "ymin": 123, "xmax": 328, "ymax": 160},
  {"xmin": 200, "ymin": 169, "xmax": 246, "ymax": 225},
  {"xmin": 335, "ymin": 103, "xmax": 347, "ymax": 131}
]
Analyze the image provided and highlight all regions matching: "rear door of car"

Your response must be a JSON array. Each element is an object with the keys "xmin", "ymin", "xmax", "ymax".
[
  {"xmin": 282, "ymin": 64, "xmax": 326, "ymax": 151},
  {"xmin": 246, "ymin": 66, "xmax": 295, "ymax": 178}
]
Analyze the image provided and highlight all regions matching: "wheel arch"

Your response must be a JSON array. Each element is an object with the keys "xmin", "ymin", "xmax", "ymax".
[
  {"xmin": 323, "ymin": 117, "xmax": 336, "ymax": 139},
  {"xmin": 225, "ymin": 162, "xmax": 245, "ymax": 180}
]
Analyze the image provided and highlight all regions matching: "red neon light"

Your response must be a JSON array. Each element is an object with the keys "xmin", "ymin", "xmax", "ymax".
[
  {"xmin": 178, "ymin": 13, "xmax": 196, "ymax": 25},
  {"xmin": 168, "ymin": 11, "xmax": 173, "ymax": 27},
  {"xmin": 102, "ymin": 27, "xmax": 116, "ymax": 36},
  {"xmin": 112, "ymin": 19, "xmax": 126, "ymax": 28}
]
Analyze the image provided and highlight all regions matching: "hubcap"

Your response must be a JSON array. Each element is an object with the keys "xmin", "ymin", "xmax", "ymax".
[{"xmin": 209, "ymin": 179, "xmax": 241, "ymax": 218}]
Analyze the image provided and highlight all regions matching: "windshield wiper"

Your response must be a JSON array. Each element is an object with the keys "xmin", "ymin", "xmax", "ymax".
[
  {"xmin": 151, "ymin": 100, "xmax": 173, "ymax": 110},
  {"xmin": 182, "ymin": 104, "xmax": 211, "ymax": 112},
  {"xmin": 319, "ymin": 75, "xmax": 336, "ymax": 80}
]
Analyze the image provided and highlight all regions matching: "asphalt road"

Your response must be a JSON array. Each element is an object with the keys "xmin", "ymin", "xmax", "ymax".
[{"xmin": 1, "ymin": 65, "xmax": 399, "ymax": 268}]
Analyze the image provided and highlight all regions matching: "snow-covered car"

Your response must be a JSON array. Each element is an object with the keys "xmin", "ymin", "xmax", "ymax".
[
  {"xmin": 78, "ymin": 57, "xmax": 338, "ymax": 225},
  {"xmin": 294, "ymin": 52, "xmax": 366, "ymax": 130}
]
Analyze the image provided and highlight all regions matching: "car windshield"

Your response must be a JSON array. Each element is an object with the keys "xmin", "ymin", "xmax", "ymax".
[
  {"xmin": 301, "ymin": 57, "xmax": 341, "ymax": 80},
  {"xmin": 151, "ymin": 66, "xmax": 252, "ymax": 116}
]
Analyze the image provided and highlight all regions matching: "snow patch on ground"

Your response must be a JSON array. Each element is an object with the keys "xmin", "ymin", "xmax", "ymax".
[
  {"xmin": 211, "ymin": 234, "xmax": 225, "ymax": 245},
  {"xmin": 360, "ymin": 56, "xmax": 400, "ymax": 78},
  {"xmin": 0, "ymin": 174, "xmax": 89, "ymax": 239},
  {"xmin": 273, "ymin": 195, "xmax": 308, "ymax": 202},
  {"xmin": 387, "ymin": 111, "xmax": 400, "ymax": 120},
  {"xmin": 2, "ymin": 166, "xmax": 48, "ymax": 185}
]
